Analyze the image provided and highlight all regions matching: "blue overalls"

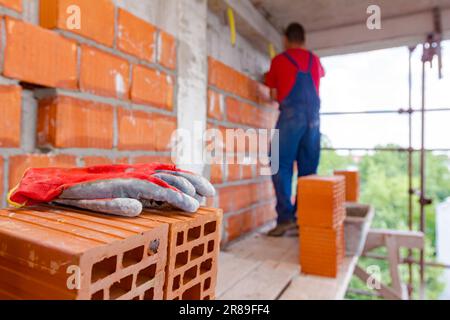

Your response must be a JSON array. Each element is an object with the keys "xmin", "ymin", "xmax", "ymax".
[{"xmin": 272, "ymin": 51, "xmax": 321, "ymax": 224}]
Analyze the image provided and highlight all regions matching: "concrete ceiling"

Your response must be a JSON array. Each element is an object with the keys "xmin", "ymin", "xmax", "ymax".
[
  {"xmin": 250, "ymin": 0, "xmax": 450, "ymax": 33},
  {"xmin": 209, "ymin": 0, "xmax": 450, "ymax": 57}
]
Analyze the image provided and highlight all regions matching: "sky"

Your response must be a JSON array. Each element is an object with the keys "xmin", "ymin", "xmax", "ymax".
[{"xmin": 319, "ymin": 40, "xmax": 450, "ymax": 153}]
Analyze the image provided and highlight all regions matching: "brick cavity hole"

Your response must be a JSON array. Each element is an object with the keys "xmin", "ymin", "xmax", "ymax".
[
  {"xmin": 137, "ymin": 263, "xmax": 157, "ymax": 287},
  {"xmin": 91, "ymin": 255, "xmax": 117, "ymax": 283},
  {"xmin": 175, "ymin": 250, "xmax": 188, "ymax": 268},
  {"xmin": 182, "ymin": 283, "xmax": 201, "ymax": 300},
  {"xmin": 187, "ymin": 226, "xmax": 201, "ymax": 242},
  {"xmin": 110, "ymin": 274, "xmax": 133, "ymax": 299},
  {"xmin": 204, "ymin": 221, "xmax": 217, "ymax": 235},
  {"xmin": 190, "ymin": 243, "xmax": 204, "ymax": 261},
  {"xmin": 122, "ymin": 245, "xmax": 144, "ymax": 268}
]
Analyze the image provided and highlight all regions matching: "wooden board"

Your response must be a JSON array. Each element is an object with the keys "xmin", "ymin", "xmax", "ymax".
[
  {"xmin": 217, "ymin": 232, "xmax": 299, "ymax": 300},
  {"xmin": 217, "ymin": 228, "xmax": 359, "ymax": 300},
  {"xmin": 216, "ymin": 252, "xmax": 262, "ymax": 298},
  {"xmin": 278, "ymin": 255, "xmax": 358, "ymax": 300},
  {"xmin": 219, "ymin": 258, "xmax": 298, "ymax": 300}
]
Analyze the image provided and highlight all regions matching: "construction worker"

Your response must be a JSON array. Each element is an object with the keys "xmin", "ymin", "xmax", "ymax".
[{"xmin": 265, "ymin": 23, "xmax": 325, "ymax": 237}]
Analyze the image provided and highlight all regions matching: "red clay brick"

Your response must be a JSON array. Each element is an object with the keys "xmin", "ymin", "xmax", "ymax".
[
  {"xmin": 131, "ymin": 65, "xmax": 174, "ymax": 110},
  {"xmin": 224, "ymin": 127, "xmax": 259, "ymax": 155},
  {"xmin": 157, "ymin": 30, "xmax": 176, "ymax": 70},
  {"xmin": 226, "ymin": 157, "xmax": 240, "ymax": 182},
  {"xmin": 254, "ymin": 203, "xmax": 276, "ymax": 227},
  {"xmin": 152, "ymin": 113, "xmax": 177, "ymax": 152},
  {"xmin": 40, "ymin": 0, "xmax": 115, "ymax": 46},
  {"xmin": 241, "ymin": 164, "xmax": 253, "ymax": 180},
  {"xmin": 300, "ymin": 222, "xmax": 345, "ymax": 278},
  {"xmin": 117, "ymin": 108, "xmax": 154, "ymax": 151},
  {"xmin": 207, "ymin": 90, "xmax": 223, "ymax": 121},
  {"xmin": 243, "ymin": 209, "xmax": 257, "ymax": 234},
  {"xmin": 4, "ymin": 17, "xmax": 77, "ymax": 89},
  {"xmin": 38, "ymin": 96, "xmax": 114, "ymax": 149},
  {"xmin": 297, "ymin": 175, "xmax": 346, "ymax": 228},
  {"xmin": 141, "ymin": 207, "xmax": 222, "ymax": 300},
  {"xmin": 210, "ymin": 163, "xmax": 223, "ymax": 184},
  {"xmin": 226, "ymin": 97, "xmax": 252, "ymax": 125},
  {"xmin": 0, "ymin": 0, "xmax": 21, "ymax": 11},
  {"xmin": 0, "ymin": 205, "xmax": 168, "ymax": 299},
  {"xmin": 0, "ymin": 157, "xmax": 3, "ymax": 203},
  {"xmin": 226, "ymin": 97, "xmax": 273, "ymax": 128},
  {"xmin": 80, "ymin": 45, "xmax": 130, "ymax": 99},
  {"xmin": 226, "ymin": 210, "xmax": 256, "ymax": 242},
  {"xmin": 208, "ymin": 57, "xmax": 258, "ymax": 102},
  {"xmin": 118, "ymin": 108, "xmax": 175, "ymax": 152},
  {"xmin": 117, "ymin": 109, "xmax": 174, "ymax": 152},
  {"xmin": 0, "ymin": 85, "xmax": 21, "ymax": 148},
  {"xmin": 205, "ymin": 196, "xmax": 215, "ymax": 208},
  {"xmin": 226, "ymin": 213, "xmax": 243, "ymax": 241},
  {"xmin": 217, "ymin": 184, "xmax": 260, "ymax": 213},
  {"xmin": 215, "ymin": 125, "xmax": 229, "ymax": 153},
  {"xmin": 117, "ymin": 9, "xmax": 156, "ymax": 61},
  {"xmin": 334, "ymin": 170, "xmax": 360, "ymax": 202},
  {"xmin": 8, "ymin": 154, "xmax": 76, "ymax": 188}
]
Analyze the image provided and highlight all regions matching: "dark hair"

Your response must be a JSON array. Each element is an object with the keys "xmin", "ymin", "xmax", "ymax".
[{"xmin": 284, "ymin": 23, "xmax": 305, "ymax": 44}]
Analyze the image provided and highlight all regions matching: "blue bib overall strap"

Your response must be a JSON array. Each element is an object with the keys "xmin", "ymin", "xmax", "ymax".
[{"xmin": 271, "ymin": 50, "xmax": 321, "ymax": 224}]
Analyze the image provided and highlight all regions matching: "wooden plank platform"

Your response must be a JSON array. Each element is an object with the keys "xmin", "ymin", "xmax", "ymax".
[
  {"xmin": 217, "ymin": 228, "xmax": 358, "ymax": 300},
  {"xmin": 279, "ymin": 256, "xmax": 358, "ymax": 300}
]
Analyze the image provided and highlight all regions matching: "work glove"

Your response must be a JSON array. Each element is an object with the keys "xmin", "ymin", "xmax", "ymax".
[{"xmin": 8, "ymin": 163, "xmax": 215, "ymax": 217}]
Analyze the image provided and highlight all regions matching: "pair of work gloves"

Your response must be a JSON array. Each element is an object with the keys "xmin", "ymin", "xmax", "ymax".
[{"xmin": 8, "ymin": 163, "xmax": 215, "ymax": 217}]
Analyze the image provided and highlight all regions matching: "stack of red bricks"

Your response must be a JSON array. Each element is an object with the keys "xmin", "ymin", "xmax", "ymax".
[
  {"xmin": 0, "ymin": 0, "xmax": 177, "ymax": 207},
  {"xmin": 297, "ymin": 175, "xmax": 346, "ymax": 278},
  {"xmin": 0, "ymin": 205, "xmax": 222, "ymax": 300},
  {"xmin": 334, "ymin": 170, "xmax": 360, "ymax": 202}
]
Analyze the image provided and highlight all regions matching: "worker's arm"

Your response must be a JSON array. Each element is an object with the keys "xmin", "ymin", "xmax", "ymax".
[
  {"xmin": 270, "ymin": 88, "xmax": 278, "ymax": 101},
  {"xmin": 264, "ymin": 57, "xmax": 279, "ymax": 103}
]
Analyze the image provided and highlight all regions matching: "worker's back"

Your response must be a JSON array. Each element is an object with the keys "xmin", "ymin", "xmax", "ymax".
[
  {"xmin": 265, "ymin": 48, "xmax": 325, "ymax": 104},
  {"xmin": 266, "ymin": 23, "xmax": 325, "ymax": 238}
]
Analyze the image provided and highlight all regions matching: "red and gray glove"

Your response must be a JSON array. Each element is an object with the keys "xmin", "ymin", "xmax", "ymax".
[{"xmin": 8, "ymin": 163, "xmax": 215, "ymax": 217}]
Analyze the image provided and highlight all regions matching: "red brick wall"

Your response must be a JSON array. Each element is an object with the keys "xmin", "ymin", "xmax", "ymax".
[
  {"xmin": 0, "ymin": 0, "xmax": 176, "ymax": 205},
  {"xmin": 0, "ymin": 1, "xmax": 279, "ymax": 243},
  {"xmin": 206, "ymin": 57, "xmax": 279, "ymax": 243}
]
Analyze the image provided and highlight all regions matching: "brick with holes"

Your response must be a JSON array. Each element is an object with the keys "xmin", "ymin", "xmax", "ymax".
[
  {"xmin": 141, "ymin": 207, "xmax": 222, "ymax": 300},
  {"xmin": 0, "ymin": 205, "xmax": 168, "ymax": 300}
]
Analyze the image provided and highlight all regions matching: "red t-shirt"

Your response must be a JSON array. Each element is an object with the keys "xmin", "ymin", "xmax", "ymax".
[{"xmin": 265, "ymin": 48, "xmax": 325, "ymax": 103}]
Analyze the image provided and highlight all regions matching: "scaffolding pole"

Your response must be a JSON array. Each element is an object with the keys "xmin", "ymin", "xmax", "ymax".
[{"xmin": 407, "ymin": 45, "xmax": 415, "ymax": 299}]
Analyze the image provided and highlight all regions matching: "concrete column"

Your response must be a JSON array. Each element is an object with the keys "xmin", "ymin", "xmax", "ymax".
[
  {"xmin": 172, "ymin": 0, "xmax": 208, "ymax": 175},
  {"xmin": 116, "ymin": 0, "xmax": 208, "ymax": 174}
]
